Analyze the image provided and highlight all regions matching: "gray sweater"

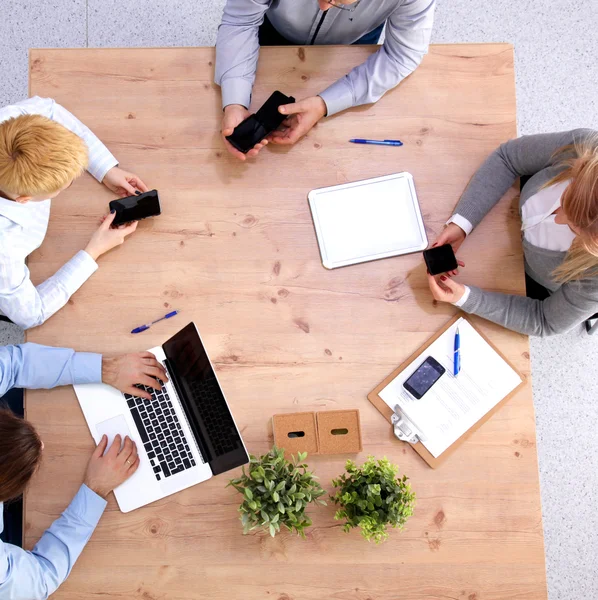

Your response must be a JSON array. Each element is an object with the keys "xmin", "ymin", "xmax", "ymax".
[{"xmin": 454, "ymin": 129, "xmax": 598, "ymax": 337}]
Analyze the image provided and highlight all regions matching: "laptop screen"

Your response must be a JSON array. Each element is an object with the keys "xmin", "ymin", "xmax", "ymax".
[{"xmin": 162, "ymin": 322, "xmax": 248, "ymax": 475}]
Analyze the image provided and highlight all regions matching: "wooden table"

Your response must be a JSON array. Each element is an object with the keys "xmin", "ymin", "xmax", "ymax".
[{"xmin": 27, "ymin": 45, "xmax": 547, "ymax": 600}]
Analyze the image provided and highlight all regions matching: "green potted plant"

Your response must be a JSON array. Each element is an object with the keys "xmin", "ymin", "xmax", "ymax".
[
  {"xmin": 330, "ymin": 456, "xmax": 416, "ymax": 543},
  {"xmin": 228, "ymin": 447, "xmax": 326, "ymax": 538}
]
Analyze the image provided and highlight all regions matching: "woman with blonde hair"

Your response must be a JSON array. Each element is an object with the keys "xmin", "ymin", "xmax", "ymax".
[{"xmin": 427, "ymin": 129, "xmax": 598, "ymax": 336}]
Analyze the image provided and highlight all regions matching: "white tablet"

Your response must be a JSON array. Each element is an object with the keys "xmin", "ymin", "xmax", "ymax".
[{"xmin": 307, "ymin": 172, "xmax": 428, "ymax": 269}]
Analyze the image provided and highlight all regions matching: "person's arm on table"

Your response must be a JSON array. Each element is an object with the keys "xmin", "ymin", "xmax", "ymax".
[
  {"xmin": 0, "ymin": 212, "xmax": 137, "ymax": 330},
  {"xmin": 427, "ymin": 273, "xmax": 598, "ymax": 337},
  {"xmin": 10, "ymin": 96, "xmax": 148, "ymax": 196},
  {"xmin": 215, "ymin": 0, "xmax": 272, "ymax": 159},
  {"xmin": 319, "ymin": 0, "xmax": 436, "ymax": 116},
  {"xmin": 0, "ymin": 343, "xmax": 167, "ymax": 398},
  {"xmin": 448, "ymin": 129, "xmax": 594, "ymax": 231},
  {"xmin": 0, "ymin": 436, "xmax": 139, "ymax": 600}
]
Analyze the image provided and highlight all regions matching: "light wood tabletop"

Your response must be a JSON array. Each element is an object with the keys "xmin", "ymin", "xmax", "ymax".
[{"xmin": 27, "ymin": 45, "xmax": 547, "ymax": 600}]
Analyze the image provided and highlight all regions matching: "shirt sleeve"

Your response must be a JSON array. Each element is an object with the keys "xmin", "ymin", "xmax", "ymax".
[
  {"xmin": 460, "ymin": 280, "xmax": 598, "ymax": 337},
  {"xmin": 215, "ymin": 0, "xmax": 272, "ymax": 109},
  {"xmin": 0, "ymin": 343, "xmax": 101, "ymax": 396},
  {"xmin": 0, "ymin": 485, "xmax": 106, "ymax": 600},
  {"xmin": 452, "ymin": 285, "xmax": 471, "ymax": 308},
  {"xmin": 0, "ymin": 250, "xmax": 98, "ymax": 330},
  {"xmin": 446, "ymin": 214, "xmax": 473, "ymax": 236},
  {"xmin": 452, "ymin": 129, "xmax": 595, "ymax": 230},
  {"xmin": 14, "ymin": 96, "xmax": 118, "ymax": 183},
  {"xmin": 319, "ymin": 0, "xmax": 435, "ymax": 116}
]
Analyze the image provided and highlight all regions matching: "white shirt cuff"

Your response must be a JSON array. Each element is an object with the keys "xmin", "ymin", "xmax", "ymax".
[
  {"xmin": 319, "ymin": 79, "xmax": 354, "ymax": 117},
  {"xmin": 452, "ymin": 285, "xmax": 471, "ymax": 308},
  {"xmin": 446, "ymin": 214, "xmax": 473, "ymax": 236}
]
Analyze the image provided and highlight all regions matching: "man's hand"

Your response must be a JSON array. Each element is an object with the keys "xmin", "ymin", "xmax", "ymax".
[
  {"xmin": 221, "ymin": 104, "xmax": 268, "ymax": 160},
  {"xmin": 102, "ymin": 352, "xmax": 168, "ymax": 400},
  {"xmin": 103, "ymin": 166, "xmax": 149, "ymax": 197},
  {"xmin": 427, "ymin": 273, "xmax": 466, "ymax": 304},
  {"xmin": 85, "ymin": 211, "xmax": 138, "ymax": 261},
  {"xmin": 84, "ymin": 435, "xmax": 139, "ymax": 499},
  {"xmin": 268, "ymin": 96, "xmax": 327, "ymax": 146}
]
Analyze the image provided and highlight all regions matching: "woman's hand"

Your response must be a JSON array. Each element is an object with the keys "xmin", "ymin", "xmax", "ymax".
[
  {"xmin": 433, "ymin": 223, "xmax": 467, "ymax": 254},
  {"xmin": 85, "ymin": 211, "xmax": 138, "ymax": 261},
  {"xmin": 84, "ymin": 435, "xmax": 139, "ymax": 499},
  {"xmin": 221, "ymin": 104, "xmax": 268, "ymax": 160},
  {"xmin": 427, "ymin": 273, "xmax": 466, "ymax": 304},
  {"xmin": 103, "ymin": 166, "xmax": 149, "ymax": 197},
  {"xmin": 102, "ymin": 352, "xmax": 168, "ymax": 400}
]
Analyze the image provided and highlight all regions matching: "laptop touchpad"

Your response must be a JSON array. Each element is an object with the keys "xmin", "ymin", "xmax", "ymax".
[{"xmin": 96, "ymin": 414, "xmax": 132, "ymax": 453}]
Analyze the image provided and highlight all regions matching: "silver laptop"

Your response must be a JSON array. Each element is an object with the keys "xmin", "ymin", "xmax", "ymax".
[{"xmin": 74, "ymin": 322, "xmax": 249, "ymax": 512}]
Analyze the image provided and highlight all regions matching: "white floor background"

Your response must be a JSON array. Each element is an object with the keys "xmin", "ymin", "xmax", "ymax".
[{"xmin": 1, "ymin": 1, "xmax": 597, "ymax": 598}]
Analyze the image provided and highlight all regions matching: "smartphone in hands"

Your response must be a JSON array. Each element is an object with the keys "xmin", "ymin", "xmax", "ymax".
[
  {"xmin": 109, "ymin": 190, "xmax": 161, "ymax": 226},
  {"xmin": 423, "ymin": 244, "xmax": 458, "ymax": 276}
]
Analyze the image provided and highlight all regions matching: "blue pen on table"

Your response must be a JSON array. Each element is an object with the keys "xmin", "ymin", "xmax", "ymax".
[
  {"xmin": 349, "ymin": 138, "xmax": 403, "ymax": 147},
  {"xmin": 131, "ymin": 310, "xmax": 180, "ymax": 334},
  {"xmin": 453, "ymin": 327, "xmax": 461, "ymax": 376}
]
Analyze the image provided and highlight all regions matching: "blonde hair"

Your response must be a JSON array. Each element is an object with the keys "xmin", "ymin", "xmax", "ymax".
[
  {"xmin": 0, "ymin": 114, "xmax": 88, "ymax": 197},
  {"xmin": 545, "ymin": 132, "xmax": 598, "ymax": 283}
]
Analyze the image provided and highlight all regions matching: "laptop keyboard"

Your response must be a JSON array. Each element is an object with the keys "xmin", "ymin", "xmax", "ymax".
[
  {"xmin": 125, "ymin": 383, "xmax": 198, "ymax": 481},
  {"xmin": 190, "ymin": 375, "xmax": 240, "ymax": 457}
]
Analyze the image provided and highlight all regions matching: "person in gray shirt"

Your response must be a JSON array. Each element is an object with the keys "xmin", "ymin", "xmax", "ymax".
[
  {"xmin": 427, "ymin": 129, "xmax": 598, "ymax": 337},
  {"xmin": 215, "ymin": 0, "xmax": 436, "ymax": 160}
]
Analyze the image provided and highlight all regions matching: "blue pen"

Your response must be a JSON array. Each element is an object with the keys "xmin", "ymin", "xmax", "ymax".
[
  {"xmin": 453, "ymin": 327, "xmax": 461, "ymax": 376},
  {"xmin": 131, "ymin": 310, "xmax": 180, "ymax": 334},
  {"xmin": 349, "ymin": 138, "xmax": 403, "ymax": 147}
]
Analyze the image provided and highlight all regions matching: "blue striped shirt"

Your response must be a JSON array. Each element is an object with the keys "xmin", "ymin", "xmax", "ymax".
[{"xmin": 0, "ymin": 97, "xmax": 119, "ymax": 329}]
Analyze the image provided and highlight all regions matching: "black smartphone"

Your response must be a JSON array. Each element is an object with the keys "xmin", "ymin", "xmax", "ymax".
[
  {"xmin": 403, "ymin": 356, "xmax": 446, "ymax": 400},
  {"xmin": 226, "ymin": 90, "xmax": 295, "ymax": 154},
  {"xmin": 423, "ymin": 244, "xmax": 458, "ymax": 276},
  {"xmin": 109, "ymin": 189, "xmax": 161, "ymax": 226}
]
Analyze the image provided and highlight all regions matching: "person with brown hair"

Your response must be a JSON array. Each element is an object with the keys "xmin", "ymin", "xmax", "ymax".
[
  {"xmin": 426, "ymin": 129, "xmax": 598, "ymax": 336},
  {"xmin": 0, "ymin": 96, "xmax": 149, "ymax": 330},
  {"xmin": 0, "ymin": 343, "xmax": 167, "ymax": 599}
]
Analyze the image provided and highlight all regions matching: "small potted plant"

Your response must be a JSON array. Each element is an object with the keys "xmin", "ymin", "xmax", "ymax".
[
  {"xmin": 330, "ymin": 456, "xmax": 416, "ymax": 543},
  {"xmin": 228, "ymin": 447, "xmax": 326, "ymax": 538}
]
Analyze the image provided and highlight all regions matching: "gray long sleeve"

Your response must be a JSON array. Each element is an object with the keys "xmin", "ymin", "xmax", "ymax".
[
  {"xmin": 454, "ymin": 129, "xmax": 598, "ymax": 336},
  {"xmin": 454, "ymin": 129, "xmax": 591, "ymax": 229}
]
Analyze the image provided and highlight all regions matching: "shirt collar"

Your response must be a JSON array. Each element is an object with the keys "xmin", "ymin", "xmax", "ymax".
[{"xmin": 0, "ymin": 197, "xmax": 47, "ymax": 227}]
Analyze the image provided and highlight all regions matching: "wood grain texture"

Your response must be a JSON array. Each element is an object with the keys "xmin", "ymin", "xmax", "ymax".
[{"xmin": 27, "ymin": 45, "xmax": 547, "ymax": 600}]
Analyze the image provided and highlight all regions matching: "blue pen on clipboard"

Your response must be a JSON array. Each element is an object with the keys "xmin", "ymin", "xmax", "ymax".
[
  {"xmin": 453, "ymin": 327, "xmax": 461, "ymax": 376},
  {"xmin": 131, "ymin": 310, "xmax": 180, "ymax": 334},
  {"xmin": 349, "ymin": 138, "xmax": 403, "ymax": 147}
]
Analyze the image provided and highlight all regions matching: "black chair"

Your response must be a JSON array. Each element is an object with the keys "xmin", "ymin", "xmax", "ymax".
[{"xmin": 520, "ymin": 177, "xmax": 598, "ymax": 334}]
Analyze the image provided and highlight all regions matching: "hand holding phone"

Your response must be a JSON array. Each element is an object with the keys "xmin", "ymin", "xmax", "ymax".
[
  {"xmin": 226, "ymin": 91, "xmax": 295, "ymax": 154},
  {"xmin": 423, "ymin": 244, "xmax": 459, "ymax": 276},
  {"xmin": 108, "ymin": 189, "xmax": 161, "ymax": 226}
]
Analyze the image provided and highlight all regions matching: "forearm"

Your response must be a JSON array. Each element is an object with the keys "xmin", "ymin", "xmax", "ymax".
[
  {"xmin": 215, "ymin": 0, "xmax": 270, "ymax": 109},
  {"xmin": 319, "ymin": 0, "xmax": 434, "ymax": 116},
  {"xmin": 460, "ymin": 285, "xmax": 594, "ymax": 337},
  {"xmin": 1, "ymin": 251, "xmax": 98, "ymax": 330},
  {"xmin": 453, "ymin": 129, "xmax": 593, "ymax": 229},
  {"xmin": 0, "ymin": 485, "xmax": 106, "ymax": 600},
  {"xmin": 0, "ymin": 344, "xmax": 101, "ymax": 394}
]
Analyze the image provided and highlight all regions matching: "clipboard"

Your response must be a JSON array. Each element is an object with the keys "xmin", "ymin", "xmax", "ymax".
[{"xmin": 367, "ymin": 315, "xmax": 527, "ymax": 468}]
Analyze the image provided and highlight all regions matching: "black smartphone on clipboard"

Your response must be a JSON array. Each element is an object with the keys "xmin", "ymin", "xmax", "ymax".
[
  {"xmin": 109, "ymin": 189, "xmax": 161, "ymax": 226},
  {"xmin": 403, "ymin": 356, "xmax": 446, "ymax": 400}
]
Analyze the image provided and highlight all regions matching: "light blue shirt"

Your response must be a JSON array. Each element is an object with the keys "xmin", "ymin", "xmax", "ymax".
[{"xmin": 0, "ymin": 343, "xmax": 105, "ymax": 600}]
